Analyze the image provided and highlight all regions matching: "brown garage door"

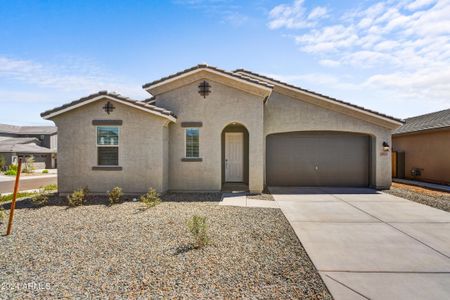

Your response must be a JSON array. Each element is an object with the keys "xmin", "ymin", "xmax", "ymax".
[{"xmin": 266, "ymin": 131, "xmax": 370, "ymax": 187}]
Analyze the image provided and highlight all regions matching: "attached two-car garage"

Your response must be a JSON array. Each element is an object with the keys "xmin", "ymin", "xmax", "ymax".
[{"xmin": 266, "ymin": 131, "xmax": 371, "ymax": 187}]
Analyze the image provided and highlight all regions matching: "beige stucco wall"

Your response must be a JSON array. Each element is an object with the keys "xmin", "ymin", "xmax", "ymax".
[
  {"xmin": 393, "ymin": 130, "xmax": 450, "ymax": 184},
  {"xmin": 51, "ymin": 98, "xmax": 169, "ymax": 194},
  {"xmin": 264, "ymin": 92, "xmax": 393, "ymax": 189},
  {"xmin": 155, "ymin": 80, "xmax": 265, "ymax": 192}
]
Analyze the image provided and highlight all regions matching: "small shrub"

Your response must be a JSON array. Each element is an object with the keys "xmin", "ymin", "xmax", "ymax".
[
  {"xmin": 187, "ymin": 215, "xmax": 209, "ymax": 248},
  {"xmin": 42, "ymin": 184, "xmax": 57, "ymax": 192},
  {"xmin": 108, "ymin": 186, "xmax": 123, "ymax": 205},
  {"xmin": 42, "ymin": 169, "xmax": 49, "ymax": 174},
  {"xmin": 4, "ymin": 164, "xmax": 18, "ymax": 176},
  {"xmin": 139, "ymin": 188, "xmax": 161, "ymax": 208},
  {"xmin": 31, "ymin": 190, "xmax": 49, "ymax": 206},
  {"xmin": 67, "ymin": 188, "xmax": 87, "ymax": 207},
  {"xmin": 22, "ymin": 156, "xmax": 35, "ymax": 173},
  {"xmin": 3, "ymin": 169, "xmax": 16, "ymax": 176}
]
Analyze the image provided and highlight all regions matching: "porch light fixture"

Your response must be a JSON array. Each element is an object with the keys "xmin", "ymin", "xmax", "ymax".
[
  {"xmin": 382, "ymin": 141, "xmax": 390, "ymax": 151},
  {"xmin": 198, "ymin": 81, "xmax": 211, "ymax": 98}
]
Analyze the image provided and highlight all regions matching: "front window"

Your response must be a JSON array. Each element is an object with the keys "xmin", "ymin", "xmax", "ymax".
[
  {"xmin": 97, "ymin": 126, "xmax": 119, "ymax": 165},
  {"xmin": 185, "ymin": 128, "xmax": 199, "ymax": 158}
]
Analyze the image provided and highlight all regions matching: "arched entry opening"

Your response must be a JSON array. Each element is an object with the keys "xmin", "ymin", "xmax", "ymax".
[{"xmin": 221, "ymin": 123, "xmax": 249, "ymax": 191}]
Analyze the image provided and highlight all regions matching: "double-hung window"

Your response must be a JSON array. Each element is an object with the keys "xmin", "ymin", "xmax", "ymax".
[
  {"xmin": 185, "ymin": 128, "xmax": 200, "ymax": 158},
  {"xmin": 97, "ymin": 126, "xmax": 119, "ymax": 165}
]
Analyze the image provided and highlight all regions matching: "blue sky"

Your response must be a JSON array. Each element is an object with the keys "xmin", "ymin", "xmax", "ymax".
[{"xmin": 1, "ymin": 0, "xmax": 449, "ymax": 125}]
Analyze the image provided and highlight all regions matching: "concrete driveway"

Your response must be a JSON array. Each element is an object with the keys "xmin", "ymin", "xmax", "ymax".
[{"xmin": 270, "ymin": 187, "xmax": 450, "ymax": 300}]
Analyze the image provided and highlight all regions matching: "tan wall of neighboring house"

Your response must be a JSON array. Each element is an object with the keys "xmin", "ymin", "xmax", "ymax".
[
  {"xmin": 393, "ymin": 130, "xmax": 450, "ymax": 185},
  {"xmin": 264, "ymin": 91, "xmax": 394, "ymax": 189},
  {"xmin": 156, "ymin": 80, "xmax": 265, "ymax": 193},
  {"xmin": 52, "ymin": 98, "xmax": 170, "ymax": 194}
]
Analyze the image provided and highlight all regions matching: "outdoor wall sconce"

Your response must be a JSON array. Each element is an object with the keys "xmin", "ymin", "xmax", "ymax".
[{"xmin": 382, "ymin": 141, "xmax": 390, "ymax": 151}]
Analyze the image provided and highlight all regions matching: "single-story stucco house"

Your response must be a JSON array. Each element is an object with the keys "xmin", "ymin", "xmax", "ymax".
[
  {"xmin": 41, "ymin": 64, "xmax": 403, "ymax": 194},
  {"xmin": 392, "ymin": 108, "xmax": 450, "ymax": 185}
]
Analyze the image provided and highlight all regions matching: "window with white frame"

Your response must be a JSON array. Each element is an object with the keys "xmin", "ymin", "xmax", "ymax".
[
  {"xmin": 185, "ymin": 128, "xmax": 200, "ymax": 158},
  {"xmin": 97, "ymin": 126, "xmax": 119, "ymax": 165}
]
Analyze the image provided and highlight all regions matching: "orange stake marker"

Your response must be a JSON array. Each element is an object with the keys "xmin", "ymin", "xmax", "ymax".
[{"xmin": 6, "ymin": 158, "xmax": 22, "ymax": 236}]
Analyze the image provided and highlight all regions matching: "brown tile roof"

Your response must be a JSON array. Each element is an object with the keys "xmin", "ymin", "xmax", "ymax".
[
  {"xmin": 393, "ymin": 108, "xmax": 450, "ymax": 135},
  {"xmin": 142, "ymin": 64, "xmax": 274, "ymax": 90},
  {"xmin": 41, "ymin": 91, "xmax": 176, "ymax": 119},
  {"xmin": 234, "ymin": 68, "xmax": 404, "ymax": 124}
]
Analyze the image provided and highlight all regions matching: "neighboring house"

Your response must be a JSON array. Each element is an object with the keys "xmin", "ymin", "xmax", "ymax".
[
  {"xmin": 392, "ymin": 109, "xmax": 450, "ymax": 185},
  {"xmin": 41, "ymin": 64, "xmax": 403, "ymax": 194},
  {"xmin": 0, "ymin": 124, "xmax": 57, "ymax": 169}
]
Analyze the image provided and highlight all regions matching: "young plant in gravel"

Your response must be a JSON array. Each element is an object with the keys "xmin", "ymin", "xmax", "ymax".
[
  {"xmin": 187, "ymin": 215, "xmax": 209, "ymax": 248},
  {"xmin": 108, "ymin": 186, "xmax": 123, "ymax": 205},
  {"xmin": 31, "ymin": 189, "xmax": 49, "ymax": 206},
  {"xmin": 42, "ymin": 184, "xmax": 57, "ymax": 192},
  {"xmin": 67, "ymin": 188, "xmax": 87, "ymax": 207},
  {"xmin": 139, "ymin": 188, "xmax": 161, "ymax": 208}
]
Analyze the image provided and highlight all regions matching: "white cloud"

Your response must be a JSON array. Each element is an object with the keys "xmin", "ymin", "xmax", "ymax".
[
  {"xmin": 268, "ymin": 0, "xmax": 328, "ymax": 29},
  {"xmin": 0, "ymin": 55, "xmax": 140, "ymax": 97},
  {"xmin": 319, "ymin": 59, "xmax": 340, "ymax": 67},
  {"xmin": 175, "ymin": 0, "xmax": 249, "ymax": 27},
  {"xmin": 267, "ymin": 0, "xmax": 450, "ymax": 111},
  {"xmin": 406, "ymin": 0, "xmax": 436, "ymax": 10},
  {"xmin": 308, "ymin": 6, "xmax": 328, "ymax": 20}
]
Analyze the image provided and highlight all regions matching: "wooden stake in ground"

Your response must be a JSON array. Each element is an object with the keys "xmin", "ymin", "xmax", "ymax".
[{"xmin": 6, "ymin": 158, "xmax": 22, "ymax": 236}]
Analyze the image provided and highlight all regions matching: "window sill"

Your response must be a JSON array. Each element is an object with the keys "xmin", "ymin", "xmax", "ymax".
[
  {"xmin": 92, "ymin": 166, "xmax": 123, "ymax": 171},
  {"xmin": 181, "ymin": 158, "xmax": 202, "ymax": 162}
]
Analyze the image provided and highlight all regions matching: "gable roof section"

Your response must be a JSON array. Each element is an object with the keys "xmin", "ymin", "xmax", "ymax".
[
  {"xmin": 142, "ymin": 64, "xmax": 273, "ymax": 98},
  {"xmin": 0, "ymin": 124, "xmax": 57, "ymax": 135},
  {"xmin": 41, "ymin": 91, "xmax": 176, "ymax": 122},
  {"xmin": 234, "ymin": 69, "xmax": 404, "ymax": 128},
  {"xmin": 393, "ymin": 108, "xmax": 450, "ymax": 135}
]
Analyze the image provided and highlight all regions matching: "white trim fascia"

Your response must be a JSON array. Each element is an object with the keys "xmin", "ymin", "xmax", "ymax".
[
  {"xmin": 42, "ymin": 95, "xmax": 176, "ymax": 122},
  {"xmin": 144, "ymin": 68, "xmax": 273, "ymax": 93}
]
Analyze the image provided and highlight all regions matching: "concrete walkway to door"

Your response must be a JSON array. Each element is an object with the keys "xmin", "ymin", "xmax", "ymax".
[{"xmin": 270, "ymin": 187, "xmax": 450, "ymax": 300}]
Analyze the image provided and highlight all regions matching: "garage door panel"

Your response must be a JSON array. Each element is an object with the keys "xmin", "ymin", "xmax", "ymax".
[{"xmin": 266, "ymin": 132, "xmax": 369, "ymax": 187}]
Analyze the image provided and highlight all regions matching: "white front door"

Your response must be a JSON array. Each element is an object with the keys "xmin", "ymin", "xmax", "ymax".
[{"xmin": 225, "ymin": 132, "xmax": 244, "ymax": 182}]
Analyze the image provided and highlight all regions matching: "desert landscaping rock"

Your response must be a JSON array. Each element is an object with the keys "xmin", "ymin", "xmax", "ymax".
[
  {"xmin": 0, "ymin": 197, "xmax": 331, "ymax": 299},
  {"xmin": 247, "ymin": 192, "xmax": 275, "ymax": 201},
  {"xmin": 385, "ymin": 183, "xmax": 450, "ymax": 212}
]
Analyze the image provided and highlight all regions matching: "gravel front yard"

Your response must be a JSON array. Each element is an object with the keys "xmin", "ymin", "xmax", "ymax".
[
  {"xmin": 385, "ymin": 182, "xmax": 450, "ymax": 212},
  {"xmin": 0, "ymin": 196, "xmax": 331, "ymax": 299}
]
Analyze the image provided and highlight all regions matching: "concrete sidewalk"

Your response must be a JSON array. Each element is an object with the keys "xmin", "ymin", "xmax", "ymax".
[
  {"xmin": 220, "ymin": 193, "xmax": 279, "ymax": 208},
  {"xmin": 270, "ymin": 187, "xmax": 450, "ymax": 300}
]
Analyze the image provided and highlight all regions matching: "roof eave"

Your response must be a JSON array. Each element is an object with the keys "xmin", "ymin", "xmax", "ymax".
[
  {"xmin": 41, "ymin": 94, "xmax": 176, "ymax": 123},
  {"xmin": 143, "ymin": 66, "xmax": 273, "ymax": 98},
  {"xmin": 235, "ymin": 69, "xmax": 403, "ymax": 128}
]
